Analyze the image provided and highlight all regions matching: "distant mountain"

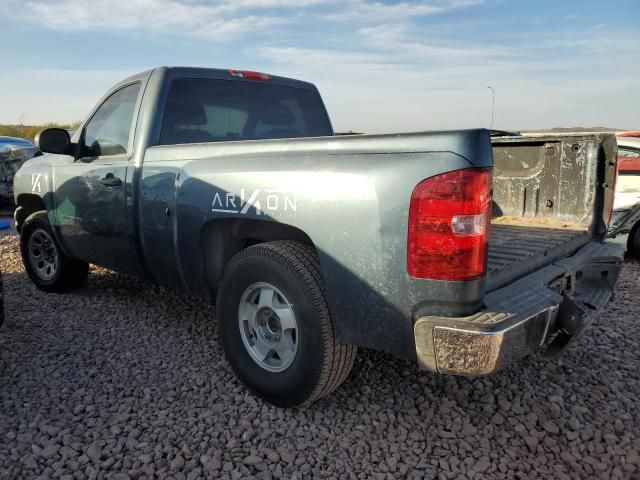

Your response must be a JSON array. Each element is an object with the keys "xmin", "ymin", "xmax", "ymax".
[{"xmin": 524, "ymin": 127, "xmax": 626, "ymax": 133}]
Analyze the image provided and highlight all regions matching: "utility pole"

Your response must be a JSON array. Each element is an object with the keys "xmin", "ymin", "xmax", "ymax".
[
  {"xmin": 19, "ymin": 114, "xmax": 27, "ymax": 135},
  {"xmin": 487, "ymin": 87, "xmax": 495, "ymax": 130}
]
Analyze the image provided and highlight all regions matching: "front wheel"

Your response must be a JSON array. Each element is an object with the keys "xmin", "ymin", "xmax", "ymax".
[
  {"xmin": 20, "ymin": 211, "xmax": 89, "ymax": 292},
  {"xmin": 216, "ymin": 241, "xmax": 356, "ymax": 407}
]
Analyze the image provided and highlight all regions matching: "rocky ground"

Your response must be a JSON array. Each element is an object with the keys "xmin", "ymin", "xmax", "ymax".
[{"xmin": 0, "ymin": 225, "xmax": 639, "ymax": 479}]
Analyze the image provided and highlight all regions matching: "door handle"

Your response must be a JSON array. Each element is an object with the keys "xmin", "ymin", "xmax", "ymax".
[{"xmin": 100, "ymin": 173, "xmax": 123, "ymax": 187}]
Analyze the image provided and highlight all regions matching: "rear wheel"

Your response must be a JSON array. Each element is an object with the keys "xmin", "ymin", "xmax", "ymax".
[
  {"xmin": 627, "ymin": 221, "xmax": 640, "ymax": 259},
  {"xmin": 20, "ymin": 211, "xmax": 89, "ymax": 292},
  {"xmin": 216, "ymin": 241, "xmax": 356, "ymax": 407}
]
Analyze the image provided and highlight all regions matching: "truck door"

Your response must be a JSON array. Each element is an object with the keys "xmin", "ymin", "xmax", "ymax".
[{"xmin": 52, "ymin": 82, "xmax": 141, "ymax": 276}]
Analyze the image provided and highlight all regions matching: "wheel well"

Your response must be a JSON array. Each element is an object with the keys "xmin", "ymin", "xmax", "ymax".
[
  {"xmin": 15, "ymin": 194, "xmax": 46, "ymax": 231},
  {"xmin": 201, "ymin": 218, "xmax": 314, "ymax": 294}
]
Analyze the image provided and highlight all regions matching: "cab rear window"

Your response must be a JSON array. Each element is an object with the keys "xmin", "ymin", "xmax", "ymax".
[{"xmin": 159, "ymin": 78, "xmax": 332, "ymax": 145}]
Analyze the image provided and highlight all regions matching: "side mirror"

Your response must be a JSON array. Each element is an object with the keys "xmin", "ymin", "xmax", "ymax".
[
  {"xmin": 34, "ymin": 128, "xmax": 70, "ymax": 154},
  {"xmin": 89, "ymin": 139, "xmax": 126, "ymax": 157}
]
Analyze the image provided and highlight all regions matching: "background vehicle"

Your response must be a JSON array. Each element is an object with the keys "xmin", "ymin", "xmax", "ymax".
[
  {"xmin": 13, "ymin": 67, "xmax": 623, "ymax": 407},
  {"xmin": 608, "ymin": 133, "xmax": 640, "ymax": 257},
  {"xmin": 0, "ymin": 136, "xmax": 37, "ymax": 211}
]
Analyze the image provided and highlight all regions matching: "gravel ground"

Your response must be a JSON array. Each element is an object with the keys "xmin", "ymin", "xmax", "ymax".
[{"xmin": 1, "ymin": 224, "xmax": 639, "ymax": 480}]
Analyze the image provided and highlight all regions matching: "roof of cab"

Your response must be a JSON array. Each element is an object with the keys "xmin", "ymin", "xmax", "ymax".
[
  {"xmin": 165, "ymin": 66, "xmax": 316, "ymax": 90},
  {"xmin": 118, "ymin": 66, "xmax": 316, "ymax": 91}
]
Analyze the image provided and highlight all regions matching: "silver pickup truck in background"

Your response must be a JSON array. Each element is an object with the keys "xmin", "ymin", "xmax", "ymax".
[{"xmin": 13, "ymin": 67, "xmax": 623, "ymax": 407}]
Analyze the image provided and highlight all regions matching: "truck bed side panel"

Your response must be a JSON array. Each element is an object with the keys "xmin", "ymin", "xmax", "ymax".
[{"xmin": 141, "ymin": 129, "xmax": 493, "ymax": 359}]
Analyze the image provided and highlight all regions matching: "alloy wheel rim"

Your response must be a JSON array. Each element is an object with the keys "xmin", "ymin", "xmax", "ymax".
[
  {"xmin": 28, "ymin": 228, "xmax": 59, "ymax": 281},
  {"xmin": 238, "ymin": 282, "xmax": 299, "ymax": 372}
]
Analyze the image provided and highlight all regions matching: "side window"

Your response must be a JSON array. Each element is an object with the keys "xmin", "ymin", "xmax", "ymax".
[{"xmin": 84, "ymin": 83, "xmax": 141, "ymax": 158}]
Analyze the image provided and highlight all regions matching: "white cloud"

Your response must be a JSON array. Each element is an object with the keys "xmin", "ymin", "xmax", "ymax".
[
  {"xmin": 325, "ymin": 0, "xmax": 485, "ymax": 22},
  {"xmin": 25, "ymin": 0, "xmax": 217, "ymax": 31},
  {"xmin": 357, "ymin": 23, "xmax": 512, "ymax": 61},
  {"xmin": 187, "ymin": 15, "xmax": 287, "ymax": 40},
  {"xmin": 231, "ymin": 0, "xmax": 331, "ymax": 6},
  {"xmin": 11, "ymin": 0, "xmax": 296, "ymax": 39},
  {"xmin": 9, "ymin": 0, "xmax": 486, "ymax": 38}
]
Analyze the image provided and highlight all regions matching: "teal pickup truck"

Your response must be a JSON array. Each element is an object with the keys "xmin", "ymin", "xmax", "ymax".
[{"xmin": 13, "ymin": 67, "xmax": 623, "ymax": 407}]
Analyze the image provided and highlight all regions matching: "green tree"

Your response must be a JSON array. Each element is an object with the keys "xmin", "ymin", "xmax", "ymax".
[{"xmin": 0, "ymin": 125, "xmax": 24, "ymax": 138}]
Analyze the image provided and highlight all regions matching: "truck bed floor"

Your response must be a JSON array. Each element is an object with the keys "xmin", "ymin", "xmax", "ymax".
[{"xmin": 487, "ymin": 218, "xmax": 591, "ymax": 290}]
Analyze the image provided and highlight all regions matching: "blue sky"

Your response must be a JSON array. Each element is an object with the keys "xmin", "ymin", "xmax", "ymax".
[{"xmin": 1, "ymin": 0, "xmax": 638, "ymax": 132}]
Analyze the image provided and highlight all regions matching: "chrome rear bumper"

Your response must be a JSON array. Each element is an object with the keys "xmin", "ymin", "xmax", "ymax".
[{"xmin": 414, "ymin": 242, "xmax": 624, "ymax": 375}]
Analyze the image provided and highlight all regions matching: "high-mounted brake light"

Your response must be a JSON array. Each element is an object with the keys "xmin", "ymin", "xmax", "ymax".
[
  {"xmin": 229, "ymin": 69, "xmax": 272, "ymax": 81},
  {"xmin": 408, "ymin": 168, "xmax": 492, "ymax": 281}
]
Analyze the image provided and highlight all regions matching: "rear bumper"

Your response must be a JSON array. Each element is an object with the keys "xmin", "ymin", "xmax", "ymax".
[{"xmin": 414, "ymin": 241, "xmax": 624, "ymax": 375}]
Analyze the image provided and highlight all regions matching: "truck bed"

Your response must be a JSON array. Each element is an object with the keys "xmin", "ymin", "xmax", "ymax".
[
  {"xmin": 487, "ymin": 218, "xmax": 591, "ymax": 290},
  {"xmin": 486, "ymin": 134, "xmax": 617, "ymax": 291}
]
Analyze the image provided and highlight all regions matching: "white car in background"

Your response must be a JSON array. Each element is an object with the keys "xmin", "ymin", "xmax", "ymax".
[{"xmin": 609, "ymin": 133, "xmax": 640, "ymax": 257}]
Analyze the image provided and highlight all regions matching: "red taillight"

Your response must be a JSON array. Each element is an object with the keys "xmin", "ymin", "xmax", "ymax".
[
  {"xmin": 408, "ymin": 168, "xmax": 492, "ymax": 281},
  {"xmin": 229, "ymin": 69, "xmax": 272, "ymax": 81}
]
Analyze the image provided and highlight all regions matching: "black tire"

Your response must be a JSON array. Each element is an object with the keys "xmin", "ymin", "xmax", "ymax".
[
  {"xmin": 216, "ymin": 241, "xmax": 356, "ymax": 407},
  {"xmin": 627, "ymin": 221, "xmax": 640, "ymax": 259},
  {"xmin": 20, "ymin": 211, "xmax": 89, "ymax": 292}
]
